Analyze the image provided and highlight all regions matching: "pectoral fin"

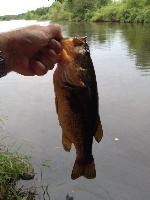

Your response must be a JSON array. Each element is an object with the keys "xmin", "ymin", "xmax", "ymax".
[
  {"xmin": 94, "ymin": 119, "xmax": 103, "ymax": 143},
  {"xmin": 62, "ymin": 135, "xmax": 72, "ymax": 152}
]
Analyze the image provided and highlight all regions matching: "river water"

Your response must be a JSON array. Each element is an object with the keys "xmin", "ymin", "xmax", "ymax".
[{"xmin": 0, "ymin": 20, "xmax": 150, "ymax": 200}]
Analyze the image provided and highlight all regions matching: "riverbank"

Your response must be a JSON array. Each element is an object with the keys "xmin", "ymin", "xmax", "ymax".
[
  {"xmin": 23, "ymin": 1, "xmax": 150, "ymax": 23},
  {"xmin": 0, "ymin": 1, "xmax": 149, "ymax": 23},
  {"xmin": 0, "ymin": 136, "xmax": 35, "ymax": 199},
  {"xmin": 91, "ymin": 2, "xmax": 150, "ymax": 23}
]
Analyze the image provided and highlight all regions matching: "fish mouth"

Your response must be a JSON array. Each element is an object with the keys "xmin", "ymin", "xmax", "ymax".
[
  {"xmin": 60, "ymin": 37, "xmax": 87, "ymax": 61},
  {"xmin": 60, "ymin": 37, "xmax": 87, "ymax": 49},
  {"xmin": 58, "ymin": 37, "xmax": 88, "ymax": 87}
]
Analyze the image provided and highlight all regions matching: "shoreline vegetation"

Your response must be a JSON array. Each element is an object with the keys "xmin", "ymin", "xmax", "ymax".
[
  {"xmin": 0, "ymin": 0, "xmax": 149, "ymax": 23},
  {"xmin": 0, "ymin": 135, "xmax": 53, "ymax": 199},
  {"xmin": 0, "ymin": 136, "xmax": 35, "ymax": 199}
]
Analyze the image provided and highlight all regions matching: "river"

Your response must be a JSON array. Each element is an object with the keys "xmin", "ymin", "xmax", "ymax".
[{"xmin": 0, "ymin": 20, "xmax": 150, "ymax": 200}]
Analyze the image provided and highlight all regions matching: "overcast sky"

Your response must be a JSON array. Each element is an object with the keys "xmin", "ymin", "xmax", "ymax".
[{"xmin": 0, "ymin": 0, "xmax": 54, "ymax": 16}]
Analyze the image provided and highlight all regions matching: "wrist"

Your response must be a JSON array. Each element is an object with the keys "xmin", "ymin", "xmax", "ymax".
[
  {"xmin": 0, "ymin": 51, "xmax": 7, "ymax": 77},
  {"xmin": 0, "ymin": 32, "xmax": 12, "ymax": 74}
]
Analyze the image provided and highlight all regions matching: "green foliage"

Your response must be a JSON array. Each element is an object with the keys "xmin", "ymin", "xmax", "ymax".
[
  {"xmin": 0, "ymin": 14, "xmax": 25, "ymax": 21},
  {"xmin": 0, "ymin": 0, "xmax": 149, "ymax": 23},
  {"xmin": 91, "ymin": 2, "xmax": 121, "ymax": 22},
  {"xmin": 48, "ymin": 2, "xmax": 71, "ymax": 21},
  {"xmin": 55, "ymin": 0, "xmax": 73, "ymax": 2},
  {"xmin": 91, "ymin": 1, "xmax": 150, "ymax": 23},
  {"xmin": 0, "ymin": 137, "xmax": 33, "ymax": 199},
  {"xmin": 0, "ymin": 134, "xmax": 53, "ymax": 199},
  {"xmin": 25, "ymin": 7, "xmax": 49, "ymax": 20},
  {"xmin": 49, "ymin": 0, "xmax": 150, "ymax": 23},
  {"xmin": 66, "ymin": 0, "xmax": 96, "ymax": 21},
  {"xmin": 142, "ymin": 5, "xmax": 150, "ymax": 23},
  {"xmin": 144, "ymin": 0, "xmax": 150, "ymax": 6},
  {"xmin": 49, "ymin": 0, "xmax": 111, "ymax": 21},
  {"xmin": 125, "ymin": 0, "xmax": 144, "ymax": 8},
  {"xmin": 95, "ymin": 0, "xmax": 112, "ymax": 8}
]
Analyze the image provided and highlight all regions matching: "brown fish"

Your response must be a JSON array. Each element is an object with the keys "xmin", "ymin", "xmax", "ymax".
[{"xmin": 53, "ymin": 37, "xmax": 103, "ymax": 180}]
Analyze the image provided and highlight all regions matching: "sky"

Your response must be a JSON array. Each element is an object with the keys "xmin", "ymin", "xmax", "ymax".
[{"xmin": 0, "ymin": 0, "xmax": 54, "ymax": 16}]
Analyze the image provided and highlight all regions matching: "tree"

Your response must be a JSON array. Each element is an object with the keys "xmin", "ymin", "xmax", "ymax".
[
  {"xmin": 125, "ymin": 0, "xmax": 144, "ymax": 8},
  {"xmin": 65, "ymin": 0, "xmax": 96, "ymax": 20},
  {"xmin": 96, "ymin": 0, "xmax": 112, "ymax": 7}
]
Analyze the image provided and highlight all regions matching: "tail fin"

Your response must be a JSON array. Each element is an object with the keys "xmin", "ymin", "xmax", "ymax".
[
  {"xmin": 84, "ymin": 160, "xmax": 96, "ymax": 179},
  {"xmin": 71, "ymin": 160, "xmax": 96, "ymax": 180}
]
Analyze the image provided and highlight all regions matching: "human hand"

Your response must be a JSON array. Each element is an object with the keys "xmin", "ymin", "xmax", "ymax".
[{"xmin": 0, "ymin": 24, "xmax": 62, "ymax": 76}]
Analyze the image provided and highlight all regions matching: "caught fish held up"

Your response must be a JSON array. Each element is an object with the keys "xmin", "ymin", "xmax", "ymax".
[{"xmin": 53, "ymin": 37, "xmax": 103, "ymax": 180}]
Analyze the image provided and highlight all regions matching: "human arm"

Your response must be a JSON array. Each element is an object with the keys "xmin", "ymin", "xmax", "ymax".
[{"xmin": 0, "ymin": 24, "xmax": 62, "ymax": 76}]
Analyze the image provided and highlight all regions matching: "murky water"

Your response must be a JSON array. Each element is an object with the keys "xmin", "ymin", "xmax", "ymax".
[{"xmin": 0, "ymin": 20, "xmax": 150, "ymax": 200}]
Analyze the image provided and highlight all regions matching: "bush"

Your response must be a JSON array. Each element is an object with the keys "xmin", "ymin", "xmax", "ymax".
[
  {"xmin": 92, "ymin": 2, "xmax": 121, "ymax": 22},
  {"xmin": 91, "ymin": 1, "xmax": 150, "ymax": 23},
  {"xmin": 126, "ymin": 8, "xmax": 141, "ymax": 22},
  {"xmin": 48, "ymin": 2, "xmax": 71, "ymax": 21},
  {"xmin": 0, "ymin": 137, "xmax": 34, "ymax": 200},
  {"xmin": 143, "ymin": 5, "xmax": 150, "ymax": 23}
]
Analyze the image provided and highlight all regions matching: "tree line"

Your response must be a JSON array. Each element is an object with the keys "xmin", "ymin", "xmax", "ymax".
[
  {"xmin": 0, "ymin": 0, "xmax": 150, "ymax": 23},
  {"xmin": 0, "ymin": 13, "xmax": 25, "ymax": 21}
]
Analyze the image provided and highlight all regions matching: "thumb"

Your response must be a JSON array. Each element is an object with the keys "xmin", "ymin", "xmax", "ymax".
[{"xmin": 44, "ymin": 24, "xmax": 63, "ymax": 40}]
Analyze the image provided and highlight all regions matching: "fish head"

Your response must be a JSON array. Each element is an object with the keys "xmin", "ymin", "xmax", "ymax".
[{"xmin": 57, "ymin": 37, "xmax": 91, "ymax": 87}]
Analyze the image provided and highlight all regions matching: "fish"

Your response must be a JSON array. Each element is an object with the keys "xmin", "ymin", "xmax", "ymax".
[{"xmin": 53, "ymin": 37, "xmax": 103, "ymax": 180}]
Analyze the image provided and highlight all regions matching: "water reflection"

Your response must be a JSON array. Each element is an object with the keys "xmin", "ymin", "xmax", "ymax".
[
  {"xmin": 61, "ymin": 21, "xmax": 117, "ymax": 47},
  {"xmin": 66, "ymin": 194, "xmax": 73, "ymax": 200},
  {"xmin": 120, "ymin": 23, "xmax": 150, "ymax": 75},
  {"xmin": 60, "ymin": 21, "xmax": 150, "ymax": 75},
  {"xmin": 1, "ymin": 20, "xmax": 150, "ymax": 200}
]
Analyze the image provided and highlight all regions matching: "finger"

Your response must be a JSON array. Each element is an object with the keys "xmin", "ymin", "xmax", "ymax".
[
  {"xmin": 48, "ymin": 39, "xmax": 62, "ymax": 54},
  {"xmin": 16, "ymin": 67, "xmax": 35, "ymax": 76},
  {"xmin": 41, "ymin": 48, "xmax": 60, "ymax": 64},
  {"xmin": 29, "ymin": 59, "xmax": 48, "ymax": 76},
  {"xmin": 45, "ymin": 24, "xmax": 63, "ymax": 40},
  {"xmin": 21, "ymin": 68, "xmax": 35, "ymax": 76},
  {"xmin": 36, "ymin": 53, "xmax": 56, "ymax": 70}
]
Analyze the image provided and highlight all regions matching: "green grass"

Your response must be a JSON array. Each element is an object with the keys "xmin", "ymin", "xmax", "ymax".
[
  {"xmin": 0, "ymin": 137, "xmax": 35, "ymax": 200},
  {"xmin": 0, "ymin": 135, "xmax": 53, "ymax": 200},
  {"xmin": 0, "ymin": 113, "xmax": 51, "ymax": 199}
]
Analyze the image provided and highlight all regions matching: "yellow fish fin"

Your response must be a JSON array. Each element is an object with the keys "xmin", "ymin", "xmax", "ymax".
[
  {"xmin": 62, "ymin": 135, "xmax": 72, "ymax": 152},
  {"xmin": 94, "ymin": 119, "xmax": 103, "ymax": 143}
]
